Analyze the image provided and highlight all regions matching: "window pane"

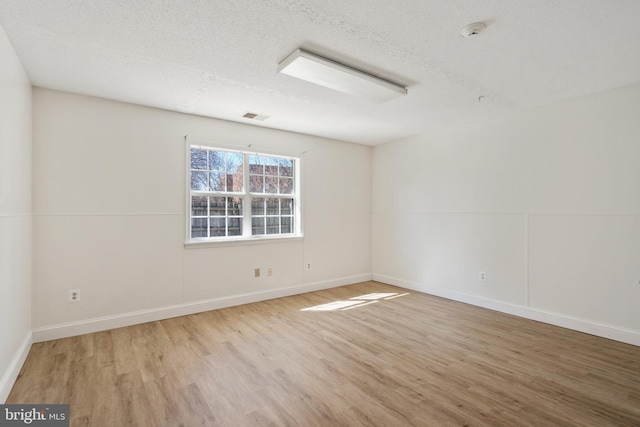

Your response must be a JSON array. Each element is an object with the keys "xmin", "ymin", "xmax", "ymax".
[
  {"xmin": 250, "ymin": 175, "xmax": 264, "ymax": 193},
  {"xmin": 209, "ymin": 172, "xmax": 225, "ymax": 191},
  {"xmin": 252, "ymin": 198, "xmax": 264, "ymax": 215},
  {"xmin": 252, "ymin": 217, "xmax": 264, "ymax": 235},
  {"xmin": 265, "ymin": 176, "xmax": 278, "ymax": 193},
  {"xmin": 191, "ymin": 171, "xmax": 208, "ymax": 191},
  {"xmin": 266, "ymin": 217, "xmax": 279, "ymax": 234},
  {"xmin": 228, "ymin": 197, "xmax": 243, "ymax": 216},
  {"xmin": 227, "ymin": 173, "xmax": 243, "ymax": 192},
  {"xmin": 228, "ymin": 218, "xmax": 242, "ymax": 236},
  {"xmin": 191, "ymin": 218, "xmax": 208, "ymax": 238},
  {"xmin": 226, "ymin": 152, "xmax": 243, "ymax": 173},
  {"xmin": 264, "ymin": 157, "xmax": 278, "ymax": 177},
  {"xmin": 209, "ymin": 197, "xmax": 226, "ymax": 216},
  {"xmin": 264, "ymin": 163, "xmax": 277, "ymax": 176},
  {"xmin": 279, "ymin": 177, "xmax": 293, "ymax": 194},
  {"xmin": 281, "ymin": 198, "xmax": 293, "ymax": 215},
  {"xmin": 279, "ymin": 159, "xmax": 293, "ymax": 177},
  {"xmin": 209, "ymin": 218, "xmax": 226, "ymax": 236},
  {"xmin": 266, "ymin": 198, "xmax": 279, "ymax": 215},
  {"xmin": 281, "ymin": 217, "xmax": 292, "ymax": 234},
  {"xmin": 191, "ymin": 149, "xmax": 208, "ymax": 170},
  {"xmin": 265, "ymin": 165, "xmax": 278, "ymax": 176},
  {"xmin": 191, "ymin": 196, "xmax": 208, "ymax": 216},
  {"xmin": 209, "ymin": 151, "xmax": 225, "ymax": 171},
  {"xmin": 249, "ymin": 155, "xmax": 264, "ymax": 175}
]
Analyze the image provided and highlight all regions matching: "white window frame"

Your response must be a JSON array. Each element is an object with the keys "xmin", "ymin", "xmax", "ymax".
[{"xmin": 185, "ymin": 139, "xmax": 302, "ymax": 246}]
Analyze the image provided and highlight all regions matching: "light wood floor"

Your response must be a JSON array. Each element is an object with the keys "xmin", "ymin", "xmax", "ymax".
[{"xmin": 8, "ymin": 281, "xmax": 640, "ymax": 426}]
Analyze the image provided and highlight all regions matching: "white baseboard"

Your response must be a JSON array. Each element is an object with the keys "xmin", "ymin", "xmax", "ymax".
[
  {"xmin": 374, "ymin": 273, "xmax": 640, "ymax": 347},
  {"xmin": 0, "ymin": 331, "xmax": 33, "ymax": 403},
  {"xmin": 32, "ymin": 274, "xmax": 372, "ymax": 343}
]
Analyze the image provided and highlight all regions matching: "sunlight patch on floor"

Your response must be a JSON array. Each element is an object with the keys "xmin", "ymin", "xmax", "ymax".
[{"xmin": 301, "ymin": 292, "xmax": 410, "ymax": 311}]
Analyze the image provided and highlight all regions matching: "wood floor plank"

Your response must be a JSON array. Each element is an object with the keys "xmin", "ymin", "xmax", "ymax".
[
  {"xmin": 8, "ymin": 281, "xmax": 640, "ymax": 426},
  {"xmin": 93, "ymin": 330, "xmax": 115, "ymax": 369}
]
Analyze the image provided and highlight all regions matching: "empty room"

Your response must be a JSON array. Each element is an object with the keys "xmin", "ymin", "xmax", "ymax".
[{"xmin": 1, "ymin": 1, "xmax": 639, "ymax": 426}]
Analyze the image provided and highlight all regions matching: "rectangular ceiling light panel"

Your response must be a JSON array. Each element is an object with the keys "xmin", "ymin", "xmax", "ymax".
[{"xmin": 277, "ymin": 49, "xmax": 407, "ymax": 102}]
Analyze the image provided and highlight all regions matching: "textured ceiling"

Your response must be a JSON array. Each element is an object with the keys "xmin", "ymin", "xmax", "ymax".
[{"xmin": 1, "ymin": 1, "xmax": 639, "ymax": 145}]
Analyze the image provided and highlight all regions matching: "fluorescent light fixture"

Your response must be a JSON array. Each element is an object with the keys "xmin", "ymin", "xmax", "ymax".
[{"xmin": 277, "ymin": 49, "xmax": 407, "ymax": 102}]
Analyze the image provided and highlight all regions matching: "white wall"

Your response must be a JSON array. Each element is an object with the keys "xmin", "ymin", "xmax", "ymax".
[
  {"xmin": 32, "ymin": 89, "xmax": 372, "ymax": 340},
  {"xmin": 373, "ymin": 83, "xmax": 640, "ymax": 345},
  {"xmin": 0, "ymin": 23, "xmax": 32, "ymax": 402}
]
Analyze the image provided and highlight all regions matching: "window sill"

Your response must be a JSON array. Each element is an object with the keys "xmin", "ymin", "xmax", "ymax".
[{"xmin": 184, "ymin": 235, "xmax": 303, "ymax": 249}]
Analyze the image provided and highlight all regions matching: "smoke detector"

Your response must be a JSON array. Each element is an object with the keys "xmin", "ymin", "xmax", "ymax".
[{"xmin": 460, "ymin": 22, "xmax": 486, "ymax": 38}]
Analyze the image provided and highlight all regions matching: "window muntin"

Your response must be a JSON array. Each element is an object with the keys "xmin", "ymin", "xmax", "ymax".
[
  {"xmin": 249, "ymin": 155, "xmax": 294, "ymax": 194},
  {"xmin": 190, "ymin": 196, "xmax": 243, "ymax": 238},
  {"xmin": 190, "ymin": 148, "xmax": 244, "ymax": 193},
  {"xmin": 251, "ymin": 198, "xmax": 295, "ymax": 235},
  {"xmin": 188, "ymin": 146, "xmax": 300, "ymax": 242}
]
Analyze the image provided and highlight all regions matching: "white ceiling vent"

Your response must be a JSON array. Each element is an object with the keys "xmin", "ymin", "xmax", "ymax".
[{"xmin": 242, "ymin": 112, "xmax": 270, "ymax": 121}]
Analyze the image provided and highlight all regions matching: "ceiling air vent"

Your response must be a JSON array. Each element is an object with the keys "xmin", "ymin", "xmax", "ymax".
[{"xmin": 242, "ymin": 112, "xmax": 270, "ymax": 121}]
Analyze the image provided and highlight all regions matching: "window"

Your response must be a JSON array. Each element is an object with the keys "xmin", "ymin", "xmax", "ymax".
[{"xmin": 188, "ymin": 144, "xmax": 301, "ymax": 243}]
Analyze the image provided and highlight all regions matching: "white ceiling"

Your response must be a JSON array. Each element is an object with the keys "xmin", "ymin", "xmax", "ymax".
[{"xmin": 1, "ymin": 1, "xmax": 639, "ymax": 146}]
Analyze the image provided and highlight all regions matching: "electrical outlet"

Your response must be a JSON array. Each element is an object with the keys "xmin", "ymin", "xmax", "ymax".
[
  {"xmin": 268, "ymin": 267, "xmax": 272, "ymax": 276},
  {"xmin": 479, "ymin": 271, "xmax": 487, "ymax": 282},
  {"xmin": 306, "ymin": 263, "xmax": 311, "ymax": 270},
  {"xmin": 255, "ymin": 268, "xmax": 260, "ymax": 278},
  {"xmin": 69, "ymin": 288, "xmax": 81, "ymax": 302}
]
